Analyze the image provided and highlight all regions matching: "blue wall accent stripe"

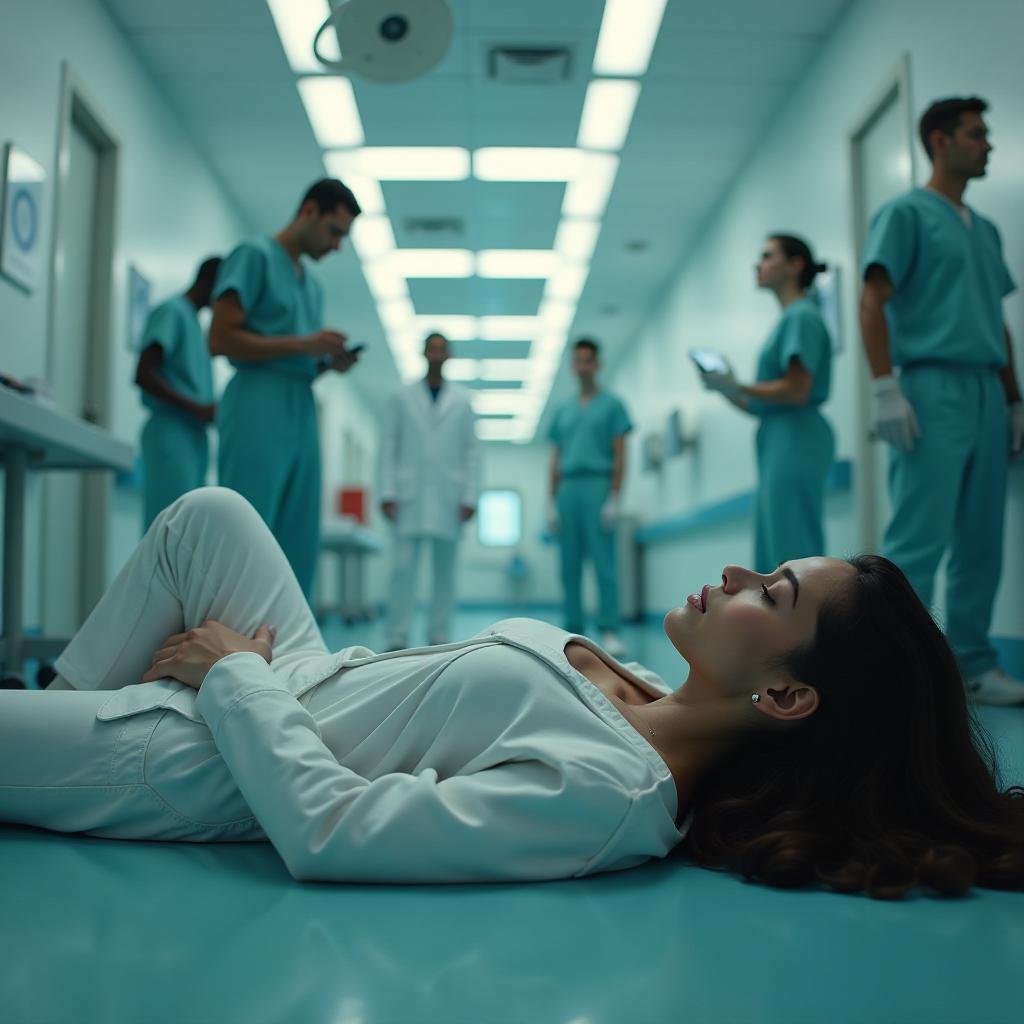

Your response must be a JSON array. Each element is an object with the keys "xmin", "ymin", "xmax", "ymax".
[{"xmin": 635, "ymin": 458, "xmax": 852, "ymax": 546}]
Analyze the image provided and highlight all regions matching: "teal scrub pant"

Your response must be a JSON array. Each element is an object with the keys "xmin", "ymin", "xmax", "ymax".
[
  {"xmin": 883, "ymin": 364, "xmax": 1009, "ymax": 678},
  {"xmin": 556, "ymin": 474, "xmax": 619, "ymax": 634},
  {"xmin": 754, "ymin": 409, "xmax": 835, "ymax": 575},
  {"xmin": 140, "ymin": 408, "xmax": 209, "ymax": 530},
  {"xmin": 217, "ymin": 369, "xmax": 321, "ymax": 598}
]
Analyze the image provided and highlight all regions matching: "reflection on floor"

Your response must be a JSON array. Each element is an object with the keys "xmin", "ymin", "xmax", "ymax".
[{"xmin": 1, "ymin": 608, "xmax": 1021, "ymax": 1024}]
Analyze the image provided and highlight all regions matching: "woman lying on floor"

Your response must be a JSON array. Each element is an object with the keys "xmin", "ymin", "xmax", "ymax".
[{"xmin": 3, "ymin": 488, "xmax": 1021, "ymax": 899}]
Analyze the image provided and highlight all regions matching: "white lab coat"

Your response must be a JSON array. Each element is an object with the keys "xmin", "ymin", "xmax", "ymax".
[{"xmin": 379, "ymin": 380, "xmax": 480, "ymax": 539}]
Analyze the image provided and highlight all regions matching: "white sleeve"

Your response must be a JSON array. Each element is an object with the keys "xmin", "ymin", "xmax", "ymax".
[{"xmin": 195, "ymin": 653, "xmax": 630, "ymax": 883}]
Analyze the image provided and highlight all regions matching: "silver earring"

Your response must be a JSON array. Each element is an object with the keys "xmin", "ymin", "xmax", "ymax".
[{"xmin": 751, "ymin": 693, "xmax": 761, "ymax": 704}]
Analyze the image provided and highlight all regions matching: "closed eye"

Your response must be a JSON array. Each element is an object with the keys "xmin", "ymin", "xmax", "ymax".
[{"xmin": 761, "ymin": 584, "xmax": 777, "ymax": 606}]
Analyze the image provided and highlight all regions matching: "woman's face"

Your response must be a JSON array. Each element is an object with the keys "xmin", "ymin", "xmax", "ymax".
[
  {"xmin": 664, "ymin": 557, "xmax": 856, "ymax": 695},
  {"xmin": 755, "ymin": 238, "xmax": 796, "ymax": 291}
]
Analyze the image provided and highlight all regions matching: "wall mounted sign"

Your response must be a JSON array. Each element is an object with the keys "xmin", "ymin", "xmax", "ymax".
[{"xmin": 0, "ymin": 143, "xmax": 46, "ymax": 293}]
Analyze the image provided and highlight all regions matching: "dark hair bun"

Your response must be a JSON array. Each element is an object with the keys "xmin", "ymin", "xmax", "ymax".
[{"xmin": 816, "ymin": 262, "xmax": 828, "ymax": 273}]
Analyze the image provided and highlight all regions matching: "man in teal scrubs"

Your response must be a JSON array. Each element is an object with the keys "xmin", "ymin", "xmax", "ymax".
[
  {"xmin": 859, "ymin": 96, "xmax": 1024, "ymax": 705},
  {"xmin": 135, "ymin": 256, "xmax": 221, "ymax": 530},
  {"xmin": 548, "ymin": 339, "xmax": 632, "ymax": 657},
  {"xmin": 209, "ymin": 179, "xmax": 362, "ymax": 597}
]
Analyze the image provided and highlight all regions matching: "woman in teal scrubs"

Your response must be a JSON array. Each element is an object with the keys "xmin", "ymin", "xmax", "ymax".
[{"xmin": 702, "ymin": 235, "xmax": 834, "ymax": 573}]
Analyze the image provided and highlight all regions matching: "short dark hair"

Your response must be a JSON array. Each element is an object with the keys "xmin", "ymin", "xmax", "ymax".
[
  {"xmin": 574, "ymin": 338, "xmax": 599, "ymax": 358},
  {"xmin": 297, "ymin": 178, "xmax": 361, "ymax": 218},
  {"xmin": 769, "ymin": 234, "xmax": 827, "ymax": 290},
  {"xmin": 423, "ymin": 332, "xmax": 448, "ymax": 351},
  {"xmin": 192, "ymin": 256, "xmax": 222, "ymax": 288},
  {"xmin": 919, "ymin": 97, "xmax": 988, "ymax": 159}
]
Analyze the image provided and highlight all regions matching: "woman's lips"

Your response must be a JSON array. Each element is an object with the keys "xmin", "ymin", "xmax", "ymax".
[{"xmin": 686, "ymin": 585, "xmax": 710, "ymax": 613}]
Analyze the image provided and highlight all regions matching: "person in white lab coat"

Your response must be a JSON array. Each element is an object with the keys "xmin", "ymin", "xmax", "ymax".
[
  {"xmin": 379, "ymin": 333, "xmax": 481, "ymax": 649},
  {"xmin": 12, "ymin": 488, "xmax": 1022, "ymax": 896}
]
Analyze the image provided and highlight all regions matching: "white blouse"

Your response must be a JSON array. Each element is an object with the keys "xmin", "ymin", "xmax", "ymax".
[{"xmin": 99, "ymin": 617, "xmax": 687, "ymax": 883}]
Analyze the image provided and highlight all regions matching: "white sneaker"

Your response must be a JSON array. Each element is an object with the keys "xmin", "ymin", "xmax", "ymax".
[
  {"xmin": 600, "ymin": 631, "xmax": 627, "ymax": 659},
  {"xmin": 965, "ymin": 667, "xmax": 1024, "ymax": 706}
]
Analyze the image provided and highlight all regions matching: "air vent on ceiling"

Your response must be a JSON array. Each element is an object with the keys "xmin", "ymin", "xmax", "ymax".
[
  {"xmin": 488, "ymin": 47, "xmax": 572, "ymax": 84},
  {"xmin": 403, "ymin": 216, "xmax": 465, "ymax": 239}
]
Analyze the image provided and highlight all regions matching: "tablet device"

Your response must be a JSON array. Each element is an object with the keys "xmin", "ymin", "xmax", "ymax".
[{"xmin": 689, "ymin": 348, "xmax": 728, "ymax": 375}]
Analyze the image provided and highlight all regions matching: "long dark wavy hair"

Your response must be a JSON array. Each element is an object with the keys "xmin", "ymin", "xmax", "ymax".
[{"xmin": 680, "ymin": 555, "xmax": 1024, "ymax": 899}]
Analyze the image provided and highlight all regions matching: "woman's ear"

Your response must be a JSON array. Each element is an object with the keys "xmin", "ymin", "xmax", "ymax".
[{"xmin": 753, "ymin": 679, "xmax": 820, "ymax": 722}]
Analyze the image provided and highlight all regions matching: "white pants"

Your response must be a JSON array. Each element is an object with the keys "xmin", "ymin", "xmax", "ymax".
[
  {"xmin": 0, "ymin": 487, "xmax": 327, "ymax": 842},
  {"xmin": 385, "ymin": 535, "xmax": 458, "ymax": 647}
]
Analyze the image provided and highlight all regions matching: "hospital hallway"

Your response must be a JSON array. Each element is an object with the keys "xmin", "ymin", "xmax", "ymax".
[
  {"xmin": 3, "ymin": 0, "xmax": 1024, "ymax": 1019},
  {"xmin": 1, "ymin": 608, "xmax": 1022, "ymax": 1024}
]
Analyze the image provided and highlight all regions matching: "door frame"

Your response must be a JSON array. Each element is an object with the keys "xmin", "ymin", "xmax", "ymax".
[
  {"xmin": 45, "ymin": 62, "xmax": 121, "ymax": 620},
  {"xmin": 847, "ymin": 52, "xmax": 916, "ymax": 552}
]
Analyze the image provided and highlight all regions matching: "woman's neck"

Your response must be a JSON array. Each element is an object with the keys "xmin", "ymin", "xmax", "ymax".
[
  {"xmin": 633, "ymin": 679, "xmax": 760, "ymax": 794},
  {"xmin": 774, "ymin": 282, "xmax": 805, "ymax": 308}
]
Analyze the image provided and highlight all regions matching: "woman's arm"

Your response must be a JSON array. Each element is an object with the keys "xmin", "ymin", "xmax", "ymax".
[
  {"xmin": 194, "ymin": 653, "xmax": 629, "ymax": 883},
  {"xmin": 739, "ymin": 357, "xmax": 813, "ymax": 407}
]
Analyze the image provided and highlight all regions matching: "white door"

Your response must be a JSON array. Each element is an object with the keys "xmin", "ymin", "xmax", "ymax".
[
  {"xmin": 42, "ymin": 120, "xmax": 99, "ymax": 635},
  {"xmin": 852, "ymin": 83, "xmax": 914, "ymax": 551}
]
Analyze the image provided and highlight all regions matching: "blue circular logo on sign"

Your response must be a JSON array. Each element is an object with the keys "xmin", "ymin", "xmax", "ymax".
[{"xmin": 11, "ymin": 187, "xmax": 38, "ymax": 252}]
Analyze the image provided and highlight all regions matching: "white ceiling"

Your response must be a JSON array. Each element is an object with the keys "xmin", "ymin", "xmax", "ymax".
[{"xmin": 101, "ymin": 0, "xmax": 853, "ymax": 432}]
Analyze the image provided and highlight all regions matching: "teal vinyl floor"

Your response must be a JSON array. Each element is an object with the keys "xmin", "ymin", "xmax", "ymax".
[{"xmin": 2, "ymin": 608, "xmax": 1022, "ymax": 1024}]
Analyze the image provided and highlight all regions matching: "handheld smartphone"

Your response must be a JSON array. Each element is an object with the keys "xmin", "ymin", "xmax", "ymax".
[
  {"xmin": 346, "ymin": 342, "xmax": 366, "ymax": 355},
  {"xmin": 689, "ymin": 348, "xmax": 729, "ymax": 375}
]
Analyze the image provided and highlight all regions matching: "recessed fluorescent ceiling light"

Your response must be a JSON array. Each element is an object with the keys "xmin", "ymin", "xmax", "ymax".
[
  {"xmin": 473, "ymin": 148, "xmax": 584, "ymax": 181},
  {"xmin": 476, "ymin": 250, "xmax": 558, "ymax": 278},
  {"xmin": 442, "ymin": 359, "xmax": 480, "ymax": 381},
  {"xmin": 592, "ymin": 0, "xmax": 668, "ymax": 76},
  {"xmin": 479, "ymin": 316, "xmax": 540, "ymax": 341},
  {"xmin": 562, "ymin": 153, "xmax": 619, "ymax": 218},
  {"xmin": 266, "ymin": 0, "xmax": 338, "ymax": 73},
  {"xmin": 554, "ymin": 219, "xmax": 601, "ymax": 263},
  {"xmin": 472, "ymin": 392, "xmax": 541, "ymax": 415},
  {"xmin": 539, "ymin": 298, "xmax": 576, "ymax": 332},
  {"xmin": 378, "ymin": 296, "xmax": 415, "ymax": 330},
  {"xmin": 346, "ymin": 147, "xmax": 470, "ymax": 180},
  {"xmin": 321, "ymin": 164, "xmax": 386, "ymax": 214},
  {"xmin": 413, "ymin": 315, "xmax": 478, "ymax": 340},
  {"xmin": 351, "ymin": 215, "xmax": 396, "ymax": 260},
  {"xmin": 363, "ymin": 263, "xmax": 408, "ymax": 301},
  {"xmin": 388, "ymin": 249, "xmax": 474, "ymax": 278},
  {"xmin": 577, "ymin": 79, "xmax": 641, "ymax": 151},
  {"xmin": 297, "ymin": 77, "xmax": 364, "ymax": 148},
  {"xmin": 479, "ymin": 359, "xmax": 531, "ymax": 381},
  {"xmin": 545, "ymin": 264, "xmax": 588, "ymax": 302}
]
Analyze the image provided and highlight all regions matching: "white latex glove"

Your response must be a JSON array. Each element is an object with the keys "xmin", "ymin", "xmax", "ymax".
[
  {"xmin": 871, "ymin": 374, "xmax": 921, "ymax": 451},
  {"xmin": 600, "ymin": 494, "xmax": 619, "ymax": 531},
  {"xmin": 701, "ymin": 369, "xmax": 743, "ymax": 402},
  {"xmin": 546, "ymin": 498, "xmax": 560, "ymax": 536},
  {"xmin": 1011, "ymin": 401, "xmax": 1024, "ymax": 457}
]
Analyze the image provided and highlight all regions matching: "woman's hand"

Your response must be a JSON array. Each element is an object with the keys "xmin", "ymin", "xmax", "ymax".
[{"xmin": 143, "ymin": 621, "xmax": 276, "ymax": 691}]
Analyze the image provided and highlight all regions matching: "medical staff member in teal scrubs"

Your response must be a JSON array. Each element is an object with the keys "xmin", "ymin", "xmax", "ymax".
[
  {"xmin": 209, "ymin": 179, "xmax": 362, "ymax": 598},
  {"xmin": 135, "ymin": 256, "xmax": 221, "ymax": 530},
  {"xmin": 702, "ymin": 235, "xmax": 834, "ymax": 575},
  {"xmin": 548, "ymin": 339, "xmax": 632, "ymax": 657},
  {"xmin": 859, "ymin": 96, "xmax": 1024, "ymax": 706}
]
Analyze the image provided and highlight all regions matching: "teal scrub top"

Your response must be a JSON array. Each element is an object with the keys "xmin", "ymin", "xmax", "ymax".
[
  {"xmin": 213, "ymin": 237, "xmax": 324, "ymax": 380},
  {"xmin": 139, "ymin": 295, "xmax": 213, "ymax": 412},
  {"xmin": 548, "ymin": 392, "xmax": 632, "ymax": 475},
  {"xmin": 752, "ymin": 297, "xmax": 832, "ymax": 417},
  {"xmin": 861, "ymin": 187, "xmax": 1015, "ymax": 369}
]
